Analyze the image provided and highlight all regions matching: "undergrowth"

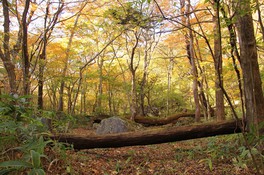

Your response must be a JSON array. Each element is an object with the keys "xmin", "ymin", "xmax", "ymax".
[{"xmin": 0, "ymin": 94, "xmax": 70, "ymax": 175}]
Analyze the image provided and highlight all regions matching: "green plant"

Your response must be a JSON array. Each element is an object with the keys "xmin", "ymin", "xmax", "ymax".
[
  {"xmin": 52, "ymin": 112, "xmax": 76, "ymax": 133},
  {"xmin": 0, "ymin": 149, "xmax": 46, "ymax": 175},
  {"xmin": 115, "ymin": 160, "xmax": 121, "ymax": 173},
  {"xmin": 236, "ymin": 124, "xmax": 264, "ymax": 173},
  {"xmin": 0, "ymin": 94, "xmax": 52, "ymax": 174},
  {"xmin": 199, "ymin": 158, "xmax": 213, "ymax": 171},
  {"xmin": 0, "ymin": 94, "xmax": 32, "ymax": 120}
]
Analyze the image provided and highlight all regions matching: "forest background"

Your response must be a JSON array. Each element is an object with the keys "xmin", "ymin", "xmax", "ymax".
[{"xmin": 0, "ymin": 0, "xmax": 263, "ymax": 124}]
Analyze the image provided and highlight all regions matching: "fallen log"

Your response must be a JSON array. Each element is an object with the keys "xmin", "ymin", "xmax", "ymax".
[
  {"xmin": 50, "ymin": 119, "xmax": 243, "ymax": 149},
  {"xmin": 134, "ymin": 113, "xmax": 196, "ymax": 125}
]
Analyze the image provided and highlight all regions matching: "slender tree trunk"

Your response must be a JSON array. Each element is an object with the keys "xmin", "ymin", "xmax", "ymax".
[
  {"xmin": 67, "ymin": 85, "xmax": 72, "ymax": 114},
  {"xmin": 131, "ymin": 70, "xmax": 137, "ymax": 120},
  {"xmin": 58, "ymin": 14, "xmax": 80, "ymax": 112},
  {"xmin": 166, "ymin": 57, "xmax": 173, "ymax": 116},
  {"xmin": 236, "ymin": 0, "xmax": 264, "ymax": 134},
  {"xmin": 71, "ymin": 73, "xmax": 82, "ymax": 115},
  {"xmin": 128, "ymin": 32, "xmax": 140, "ymax": 120},
  {"xmin": 213, "ymin": 0, "xmax": 225, "ymax": 121},
  {"xmin": 95, "ymin": 57, "xmax": 104, "ymax": 113},
  {"xmin": 21, "ymin": 0, "xmax": 31, "ymax": 95},
  {"xmin": 194, "ymin": 35, "xmax": 212, "ymax": 119},
  {"xmin": 38, "ymin": 0, "xmax": 63, "ymax": 109},
  {"xmin": 116, "ymin": 56, "xmax": 131, "ymax": 115},
  {"xmin": 184, "ymin": 0, "xmax": 201, "ymax": 122},
  {"xmin": 38, "ymin": 2, "xmax": 49, "ymax": 110},
  {"xmin": 220, "ymin": 6, "xmax": 246, "ymax": 123},
  {"xmin": 0, "ymin": 0, "xmax": 17, "ymax": 94},
  {"xmin": 108, "ymin": 83, "xmax": 113, "ymax": 115},
  {"xmin": 139, "ymin": 45, "xmax": 150, "ymax": 116}
]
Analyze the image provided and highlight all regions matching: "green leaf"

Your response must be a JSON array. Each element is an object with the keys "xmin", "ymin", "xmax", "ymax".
[
  {"xmin": 208, "ymin": 159, "xmax": 213, "ymax": 171},
  {"xmin": 199, "ymin": 158, "xmax": 213, "ymax": 171},
  {"xmin": 28, "ymin": 168, "xmax": 45, "ymax": 175},
  {"xmin": 31, "ymin": 150, "xmax": 41, "ymax": 168},
  {"xmin": 0, "ymin": 168, "xmax": 17, "ymax": 175},
  {"xmin": 0, "ymin": 160, "xmax": 32, "ymax": 168}
]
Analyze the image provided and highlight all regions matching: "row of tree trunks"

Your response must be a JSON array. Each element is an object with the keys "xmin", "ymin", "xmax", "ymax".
[
  {"xmin": 134, "ymin": 113, "xmax": 196, "ymax": 125},
  {"xmin": 50, "ymin": 119, "xmax": 242, "ymax": 149}
]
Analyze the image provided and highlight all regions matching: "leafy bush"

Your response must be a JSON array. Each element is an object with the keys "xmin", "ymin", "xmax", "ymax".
[{"xmin": 0, "ymin": 94, "xmax": 52, "ymax": 174}]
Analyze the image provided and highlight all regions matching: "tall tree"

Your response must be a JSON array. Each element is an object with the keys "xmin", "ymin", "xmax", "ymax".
[
  {"xmin": 213, "ymin": 0, "xmax": 225, "ymax": 121},
  {"xmin": 38, "ymin": 0, "xmax": 64, "ymax": 109},
  {"xmin": 0, "ymin": 0, "xmax": 17, "ymax": 94},
  {"xmin": 21, "ymin": 0, "xmax": 31, "ymax": 95},
  {"xmin": 180, "ymin": 0, "xmax": 201, "ymax": 122},
  {"xmin": 58, "ymin": 13, "xmax": 81, "ymax": 112},
  {"xmin": 127, "ymin": 31, "xmax": 141, "ymax": 120},
  {"xmin": 236, "ymin": 0, "xmax": 264, "ymax": 133},
  {"xmin": 139, "ymin": 30, "xmax": 156, "ymax": 116}
]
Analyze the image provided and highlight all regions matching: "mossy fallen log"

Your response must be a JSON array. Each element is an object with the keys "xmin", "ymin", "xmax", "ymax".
[{"xmin": 50, "ymin": 119, "xmax": 243, "ymax": 149}]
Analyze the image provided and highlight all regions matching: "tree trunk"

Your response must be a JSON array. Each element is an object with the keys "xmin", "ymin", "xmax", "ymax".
[
  {"xmin": 213, "ymin": 0, "xmax": 225, "ymax": 121},
  {"xmin": 58, "ymin": 14, "xmax": 80, "ymax": 112},
  {"xmin": 50, "ymin": 120, "xmax": 242, "ymax": 149},
  {"xmin": 236, "ymin": 0, "xmax": 264, "ymax": 133},
  {"xmin": 185, "ymin": 0, "xmax": 201, "ymax": 122},
  {"xmin": 166, "ymin": 57, "xmax": 173, "ymax": 116},
  {"xmin": 139, "ymin": 53, "xmax": 147, "ymax": 116},
  {"xmin": 220, "ymin": 6, "xmax": 245, "ymax": 122},
  {"xmin": 38, "ymin": 0, "xmax": 63, "ymax": 109},
  {"xmin": 95, "ymin": 57, "xmax": 104, "ymax": 113},
  {"xmin": 194, "ymin": 35, "xmax": 212, "ymax": 120},
  {"xmin": 139, "ymin": 40, "xmax": 151, "ymax": 116},
  {"xmin": 21, "ymin": 0, "xmax": 31, "ymax": 96},
  {"xmin": 128, "ymin": 32, "xmax": 141, "ymax": 120},
  {"xmin": 131, "ymin": 70, "xmax": 137, "ymax": 120},
  {"xmin": 38, "ymin": 2, "xmax": 48, "ymax": 110},
  {"xmin": 0, "ymin": 0, "xmax": 17, "ymax": 94}
]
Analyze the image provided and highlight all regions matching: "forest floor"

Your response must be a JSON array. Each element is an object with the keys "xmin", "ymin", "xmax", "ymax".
[{"xmin": 43, "ymin": 123, "xmax": 258, "ymax": 175}]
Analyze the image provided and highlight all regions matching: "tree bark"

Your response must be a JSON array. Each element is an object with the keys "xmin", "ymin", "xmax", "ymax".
[
  {"xmin": 185, "ymin": 0, "xmax": 201, "ymax": 122},
  {"xmin": 127, "ymin": 31, "xmax": 141, "ymax": 120},
  {"xmin": 166, "ymin": 57, "xmax": 173, "ymax": 116},
  {"xmin": 220, "ymin": 6, "xmax": 245, "ymax": 122},
  {"xmin": 58, "ymin": 14, "xmax": 80, "ymax": 112},
  {"xmin": 21, "ymin": 0, "xmax": 31, "ymax": 95},
  {"xmin": 236, "ymin": 0, "xmax": 264, "ymax": 133},
  {"xmin": 95, "ymin": 57, "xmax": 104, "ymax": 113},
  {"xmin": 213, "ymin": 0, "xmax": 225, "ymax": 121},
  {"xmin": 50, "ymin": 120, "xmax": 242, "ymax": 149},
  {"xmin": 194, "ymin": 35, "xmax": 212, "ymax": 120},
  {"xmin": 0, "ymin": 0, "xmax": 17, "ymax": 94},
  {"xmin": 38, "ymin": 1, "xmax": 49, "ymax": 110},
  {"xmin": 38, "ymin": 0, "xmax": 63, "ymax": 109},
  {"xmin": 139, "ymin": 47, "xmax": 149, "ymax": 116}
]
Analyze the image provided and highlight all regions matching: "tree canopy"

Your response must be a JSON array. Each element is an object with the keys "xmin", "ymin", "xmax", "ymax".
[{"xmin": 0, "ymin": 0, "xmax": 263, "ymax": 130}]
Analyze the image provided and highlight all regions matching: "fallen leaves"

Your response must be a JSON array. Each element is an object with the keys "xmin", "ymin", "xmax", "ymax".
[{"xmin": 43, "ymin": 128, "xmax": 256, "ymax": 175}]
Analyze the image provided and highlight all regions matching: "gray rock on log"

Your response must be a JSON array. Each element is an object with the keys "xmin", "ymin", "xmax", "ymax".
[{"xmin": 96, "ymin": 117, "xmax": 128, "ymax": 135}]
